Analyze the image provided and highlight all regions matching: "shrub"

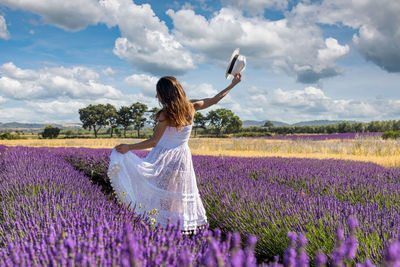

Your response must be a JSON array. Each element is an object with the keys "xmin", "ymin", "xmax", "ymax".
[
  {"xmin": 382, "ymin": 131, "xmax": 400, "ymax": 140},
  {"xmin": 42, "ymin": 125, "xmax": 61, "ymax": 139},
  {"xmin": 0, "ymin": 131, "xmax": 26, "ymax": 140},
  {"xmin": 234, "ymin": 132, "xmax": 272, "ymax": 137}
]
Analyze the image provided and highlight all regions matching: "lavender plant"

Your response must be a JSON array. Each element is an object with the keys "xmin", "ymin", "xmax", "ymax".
[
  {"xmin": 1, "ymin": 146, "xmax": 400, "ymax": 266},
  {"xmin": 251, "ymin": 132, "xmax": 383, "ymax": 141},
  {"xmin": 0, "ymin": 146, "xmax": 261, "ymax": 266}
]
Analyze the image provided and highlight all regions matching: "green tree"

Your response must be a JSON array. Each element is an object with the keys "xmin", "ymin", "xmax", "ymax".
[
  {"xmin": 193, "ymin": 112, "xmax": 206, "ymax": 137},
  {"xmin": 117, "ymin": 106, "xmax": 133, "ymax": 138},
  {"xmin": 78, "ymin": 104, "xmax": 108, "ymax": 138},
  {"xmin": 64, "ymin": 129, "xmax": 74, "ymax": 137},
  {"xmin": 264, "ymin": 120, "xmax": 274, "ymax": 128},
  {"xmin": 105, "ymin": 103, "xmax": 119, "ymax": 137},
  {"xmin": 206, "ymin": 108, "xmax": 241, "ymax": 137},
  {"xmin": 131, "ymin": 102, "xmax": 148, "ymax": 138},
  {"xmin": 353, "ymin": 122, "xmax": 366, "ymax": 133},
  {"xmin": 0, "ymin": 131, "xmax": 13, "ymax": 140},
  {"xmin": 225, "ymin": 115, "xmax": 242, "ymax": 134},
  {"xmin": 338, "ymin": 121, "xmax": 353, "ymax": 133},
  {"xmin": 326, "ymin": 124, "xmax": 338, "ymax": 134},
  {"xmin": 367, "ymin": 121, "xmax": 382, "ymax": 132},
  {"xmin": 147, "ymin": 107, "xmax": 160, "ymax": 129},
  {"xmin": 393, "ymin": 120, "xmax": 400, "ymax": 131},
  {"xmin": 42, "ymin": 125, "xmax": 60, "ymax": 139}
]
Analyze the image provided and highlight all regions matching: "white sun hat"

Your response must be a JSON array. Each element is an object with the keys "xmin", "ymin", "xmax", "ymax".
[{"xmin": 225, "ymin": 48, "xmax": 246, "ymax": 79}]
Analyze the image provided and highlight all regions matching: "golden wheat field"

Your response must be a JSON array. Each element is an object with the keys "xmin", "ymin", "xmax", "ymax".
[{"xmin": 2, "ymin": 136, "xmax": 400, "ymax": 167}]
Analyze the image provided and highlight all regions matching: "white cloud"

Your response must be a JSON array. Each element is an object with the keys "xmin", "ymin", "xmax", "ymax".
[
  {"xmin": 0, "ymin": 62, "xmax": 39, "ymax": 80},
  {"xmin": 269, "ymin": 87, "xmax": 331, "ymax": 111},
  {"xmin": 124, "ymin": 73, "xmax": 158, "ymax": 97},
  {"xmin": 0, "ymin": 0, "xmax": 103, "ymax": 31},
  {"xmin": 317, "ymin": 38, "xmax": 349, "ymax": 64},
  {"xmin": 102, "ymin": 67, "xmax": 116, "ymax": 76},
  {"xmin": 0, "ymin": 107, "xmax": 38, "ymax": 122},
  {"xmin": 108, "ymin": 0, "xmax": 195, "ymax": 75},
  {"xmin": 181, "ymin": 81, "xmax": 219, "ymax": 100},
  {"xmin": 0, "ymin": 91, "xmax": 159, "ymax": 123},
  {"xmin": 0, "ymin": 0, "xmax": 195, "ymax": 76},
  {"xmin": 241, "ymin": 86, "xmax": 400, "ymax": 122},
  {"xmin": 123, "ymin": 75, "xmax": 221, "ymax": 102},
  {"xmin": 292, "ymin": 0, "xmax": 400, "ymax": 72},
  {"xmin": 167, "ymin": 8, "xmax": 349, "ymax": 83},
  {"xmin": 0, "ymin": 95, "xmax": 7, "ymax": 104},
  {"xmin": 0, "ymin": 62, "xmax": 122, "ymax": 100},
  {"xmin": 221, "ymin": 0, "xmax": 288, "ymax": 14},
  {"xmin": 0, "ymin": 15, "xmax": 10, "ymax": 40}
]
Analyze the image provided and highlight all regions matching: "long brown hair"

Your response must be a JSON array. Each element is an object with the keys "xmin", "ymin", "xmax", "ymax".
[{"xmin": 156, "ymin": 76, "xmax": 194, "ymax": 129}]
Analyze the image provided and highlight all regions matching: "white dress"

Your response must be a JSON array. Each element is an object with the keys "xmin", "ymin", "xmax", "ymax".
[{"xmin": 107, "ymin": 124, "xmax": 208, "ymax": 231}]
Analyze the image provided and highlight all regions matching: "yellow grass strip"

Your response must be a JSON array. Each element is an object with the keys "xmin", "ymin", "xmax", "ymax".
[
  {"xmin": 0, "ymin": 138, "xmax": 144, "ymax": 148},
  {"xmin": 190, "ymin": 150, "xmax": 400, "ymax": 168},
  {"xmin": 1, "ymin": 137, "xmax": 399, "ymax": 167}
]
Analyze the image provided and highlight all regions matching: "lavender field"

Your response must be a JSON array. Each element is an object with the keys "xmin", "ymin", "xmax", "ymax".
[
  {"xmin": 251, "ymin": 132, "xmax": 383, "ymax": 141},
  {"xmin": 1, "ymin": 145, "xmax": 400, "ymax": 266}
]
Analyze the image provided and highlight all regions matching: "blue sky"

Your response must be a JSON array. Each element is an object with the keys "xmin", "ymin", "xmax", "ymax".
[{"xmin": 0, "ymin": 0, "xmax": 399, "ymax": 124}]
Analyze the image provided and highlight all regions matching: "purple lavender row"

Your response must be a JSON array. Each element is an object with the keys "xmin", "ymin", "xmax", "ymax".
[
  {"xmin": 47, "ymin": 147, "xmax": 400, "ymax": 264},
  {"xmin": 194, "ymin": 155, "xmax": 400, "ymax": 263},
  {"xmin": 2, "ymin": 146, "xmax": 400, "ymax": 265},
  {"xmin": 0, "ymin": 146, "xmax": 259, "ymax": 266},
  {"xmin": 244, "ymin": 132, "xmax": 383, "ymax": 140}
]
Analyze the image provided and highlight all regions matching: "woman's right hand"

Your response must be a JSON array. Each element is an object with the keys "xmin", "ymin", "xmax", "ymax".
[
  {"xmin": 115, "ymin": 144, "xmax": 131, "ymax": 154},
  {"xmin": 231, "ymin": 73, "xmax": 242, "ymax": 87}
]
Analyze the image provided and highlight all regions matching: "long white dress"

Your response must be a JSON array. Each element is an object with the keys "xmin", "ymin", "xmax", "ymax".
[{"xmin": 107, "ymin": 124, "xmax": 208, "ymax": 232}]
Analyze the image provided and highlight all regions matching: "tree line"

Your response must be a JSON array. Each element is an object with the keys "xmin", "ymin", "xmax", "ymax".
[
  {"xmin": 78, "ymin": 103, "xmax": 242, "ymax": 138},
  {"xmin": 260, "ymin": 120, "xmax": 400, "ymax": 135}
]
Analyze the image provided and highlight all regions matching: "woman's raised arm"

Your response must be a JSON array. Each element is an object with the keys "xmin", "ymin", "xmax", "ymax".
[{"xmin": 190, "ymin": 73, "xmax": 242, "ymax": 111}]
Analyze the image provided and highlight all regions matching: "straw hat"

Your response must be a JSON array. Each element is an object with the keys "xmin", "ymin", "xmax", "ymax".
[{"xmin": 225, "ymin": 48, "xmax": 246, "ymax": 79}]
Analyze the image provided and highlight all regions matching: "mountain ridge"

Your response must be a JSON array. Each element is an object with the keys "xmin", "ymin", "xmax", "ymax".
[{"xmin": 0, "ymin": 122, "xmax": 81, "ymax": 130}]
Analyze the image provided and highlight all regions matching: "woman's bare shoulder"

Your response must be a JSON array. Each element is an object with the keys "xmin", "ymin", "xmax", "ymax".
[
  {"xmin": 157, "ymin": 110, "xmax": 167, "ymax": 122},
  {"xmin": 189, "ymin": 99, "xmax": 202, "ymax": 111}
]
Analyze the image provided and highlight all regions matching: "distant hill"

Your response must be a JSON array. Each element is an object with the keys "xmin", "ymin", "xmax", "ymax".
[
  {"xmin": 242, "ymin": 119, "xmax": 357, "ymax": 127},
  {"xmin": 292, "ymin": 120, "xmax": 357, "ymax": 126},
  {"xmin": 242, "ymin": 120, "xmax": 288, "ymax": 127},
  {"xmin": 0, "ymin": 122, "xmax": 81, "ymax": 130}
]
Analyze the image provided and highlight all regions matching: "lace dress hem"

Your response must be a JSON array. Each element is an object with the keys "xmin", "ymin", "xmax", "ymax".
[{"xmin": 107, "ymin": 141, "xmax": 208, "ymax": 232}]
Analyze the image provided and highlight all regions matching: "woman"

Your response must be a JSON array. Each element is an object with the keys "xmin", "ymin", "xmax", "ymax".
[{"xmin": 107, "ymin": 73, "xmax": 242, "ymax": 233}]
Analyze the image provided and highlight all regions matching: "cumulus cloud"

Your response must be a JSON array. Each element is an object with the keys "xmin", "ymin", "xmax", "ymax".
[
  {"xmin": 221, "ymin": 0, "xmax": 288, "ymax": 14},
  {"xmin": 0, "ymin": 95, "xmax": 7, "ymax": 104},
  {"xmin": 0, "ymin": 62, "xmax": 39, "ymax": 80},
  {"xmin": 124, "ymin": 73, "xmax": 158, "ymax": 97},
  {"xmin": 102, "ymin": 67, "xmax": 115, "ymax": 76},
  {"xmin": 22, "ymin": 92, "xmax": 158, "ymax": 122},
  {"xmin": 108, "ymin": 0, "xmax": 194, "ymax": 76},
  {"xmin": 0, "ymin": 15, "xmax": 9, "ymax": 40},
  {"xmin": 242, "ymin": 86, "xmax": 400, "ymax": 122},
  {"xmin": 181, "ymin": 82, "xmax": 219, "ymax": 100},
  {"xmin": 268, "ymin": 87, "xmax": 330, "ymax": 112},
  {"xmin": 0, "ymin": 0, "xmax": 195, "ymax": 76},
  {"xmin": 0, "ymin": 62, "xmax": 122, "ymax": 100},
  {"xmin": 0, "ymin": 107, "xmax": 40, "ymax": 122},
  {"xmin": 167, "ymin": 8, "xmax": 349, "ymax": 83},
  {"xmin": 293, "ymin": 0, "xmax": 400, "ymax": 72},
  {"xmin": 0, "ymin": 90, "xmax": 159, "ymax": 123},
  {"xmin": 0, "ymin": 0, "xmax": 103, "ymax": 31}
]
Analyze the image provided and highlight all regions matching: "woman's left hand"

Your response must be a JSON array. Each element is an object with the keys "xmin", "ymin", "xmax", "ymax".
[
  {"xmin": 115, "ymin": 144, "xmax": 131, "ymax": 154},
  {"xmin": 231, "ymin": 73, "xmax": 242, "ymax": 87}
]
